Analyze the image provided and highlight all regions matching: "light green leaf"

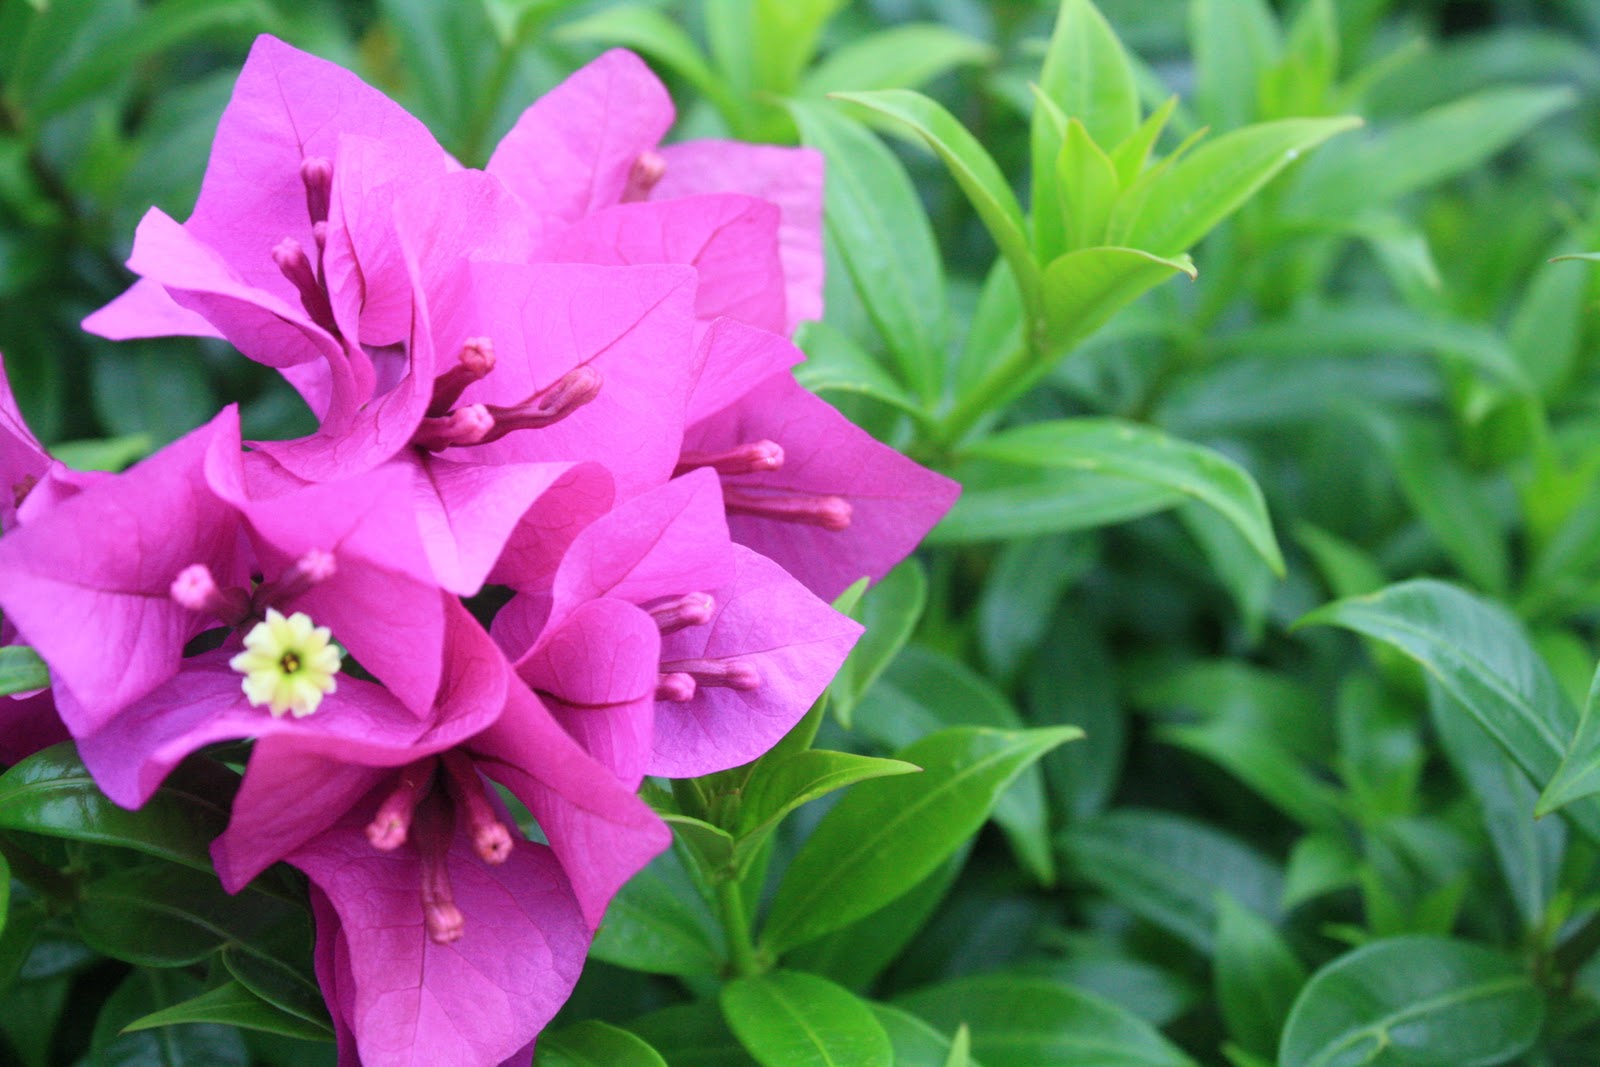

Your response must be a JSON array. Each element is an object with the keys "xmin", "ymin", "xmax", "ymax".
[
  {"xmin": 800, "ymin": 24, "xmax": 992, "ymax": 98},
  {"xmin": 831, "ymin": 90, "xmax": 1039, "ymax": 313},
  {"xmin": 121, "ymin": 980, "xmax": 332, "ymax": 1042},
  {"xmin": 1110, "ymin": 95, "xmax": 1180, "ymax": 186},
  {"xmin": 0, "ymin": 646, "xmax": 49, "ymax": 696},
  {"xmin": 1114, "ymin": 116, "xmax": 1361, "ymax": 257},
  {"xmin": 1055, "ymin": 119, "xmax": 1122, "ymax": 251},
  {"xmin": 1298, "ymin": 581, "xmax": 1600, "ymax": 839},
  {"xmin": 663, "ymin": 814, "xmax": 736, "ymax": 877},
  {"xmin": 792, "ymin": 319, "xmax": 924, "ymax": 417},
  {"xmin": 733, "ymin": 750, "xmax": 919, "ymax": 871},
  {"xmin": 1279, "ymin": 937, "xmax": 1543, "ymax": 1067},
  {"xmin": 869, "ymin": 1004, "xmax": 981, "ymax": 1067},
  {"xmin": 898, "ymin": 974, "xmax": 1197, "ymax": 1067},
  {"xmin": 1538, "ymin": 660, "xmax": 1600, "ymax": 819},
  {"xmin": 1288, "ymin": 87, "xmax": 1574, "ymax": 220},
  {"xmin": 1215, "ymin": 896, "xmax": 1306, "ymax": 1058},
  {"xmin": 556, "ymin": 6, "xmax": 731, "ymax": 119},
  {"xmin": 539, "ymin": 1020, "xmax": 669, "ymax": 1067},
  {"xmin": 829, "ymin": 559, "xmax": 927, "ymax": 725},
  {"xmin": 931, "ymin": 459, "xmax": 1184, "ymax": 544},
  {"xmin": 0, "ymin": 744, "xmax": 234, "ymax": 872},
  {"xmin": 1037, "ymin": 0, "xmax": 1142, "ymax": 151},
  {"xmin": 1282, "ymin": 833, "xmax": 1360, "ymax": 911},
  {"xmin": 1190, "ymin": 0, "xmax": 1280, "ymax": 129},
  {"xmin": 790, "ymin": 100, "xmax": 945, "ymax": 401},
  {"xmin": 761, "ymin": 726, "xmax": 1079, "ymax": 955},
  {"xmin": 1038, "ymin": 245, "xmax": 1195, "ymax": 355},
  {"xmin": 966, "ymin": 418, "xmax": 1284, "ymax": 575},
  {"xmin": 49, "ymin": 433, "xmax": 151, "ymax": 471},
  {"xmin": 722, "ymin": 971, "xmax": 891, "ymax": 1067}
]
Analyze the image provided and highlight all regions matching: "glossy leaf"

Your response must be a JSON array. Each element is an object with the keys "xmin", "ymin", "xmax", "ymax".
[
  {"xmin": 88, "ymin": 967, "xmax": 249, "ymax": 1067},
  {"xmin": 898, "ymin": 974, "xmax": 1197, "ymax": 1067},
  {"xmin": 0, "ymin": 743, "xmax": 234, "ymax": 872},
  {"xmin": 733, "ymin": 749, "xmax": 919, "ymax": 870},
  {"xmin": 761, "ymin": 726, "xmax": 1079, "ymax": 955},
  {"xmin": 0, "ymin": 645, "xmax": 48, "ymax": 697},
  {"xmin": 540, "ymin": 1020, "xmax": 670, "ymax": 1067},
  {"xmin": 121, "ymin": 980, "xmax": 332, "ymax": 1042},
  {"xmin": 831, "ymin": 90, "xmax": 1039, "ymax": 312},
  {"xmin": 722, "ymin": 970, "xmax": 891, "ymax": 1067},
  {"xmin": 1279, "ymin": 937, "xmax": 1543, "ymax": 1067},
  {"xmin": 966, "ymin": 419, "xmax": 1284, "ymax": 574}
]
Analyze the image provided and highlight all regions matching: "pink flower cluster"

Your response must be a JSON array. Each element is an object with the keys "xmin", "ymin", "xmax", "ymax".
[{"xmin": 0, "ymin": 38, "xmax": 956, "ymax": 1066}]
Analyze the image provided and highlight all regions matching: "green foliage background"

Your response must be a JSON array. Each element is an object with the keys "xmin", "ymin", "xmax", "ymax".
[{"xmin": 7, "ymin": 0, "xmax": 1600, "ymax": 1064}]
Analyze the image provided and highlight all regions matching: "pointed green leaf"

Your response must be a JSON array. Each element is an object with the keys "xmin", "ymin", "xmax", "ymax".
[
  {"xmin": 121, "ymin": 980, "xmax": 332, "ymax": 1042},
  {"xmin": 829, "ymin": 559, "xmax": 927, "ymax": 725},
  {"xmin": 733, "ymin": 750, "xmax": 919, "ymax": 868},
  {"xmin": 1039, "ymin": 246, "xmax": 1195, "ymax": 356},
  {"xmin": 0, "ymin": 743, "xmax": 234, "ymax": 872},
  {"xmin": 663, "ymin": 814, "xmax": 736, "ymax": 876},
  {"xmin": 1298, "ymin": 580, "xmax": 1600, "ymax": 839},
  {"xmin": 932, "ymin": 459, "xmax": 1185, "ymax": 544},
  {"xmin": 966, "ymin": 418, "xmax": 1284, "ymax": 575},
  {"xmin": 591, "ymin": 844, "xmax": 724, "ymax": 977},
  {"xmin": 1280, "ymin": 937, "xmax": 1543, "ymax": 1067},
  {"xmin": 1214, "ymin": 896, "xmax": 1306, "ymax": 1057},
  {"xmin": 0, "ymin": 646, "xmax": 48, "ymax": 697},
  {"xmin": 1115, "ymin": 116, "xmax": 1360, "ymax": 257},
  {"xmin": 1056, "ymin": 119, "xmax": 1121, "ymax": 251},
  {"xmin": 540, "ymin": 1020, "xmax": 670, "ymax": 1067},
  {"xmin": 1037, "ymin": 0, "xmax": 1141, "ymax": 151},
  {"xmin": 792, "ymin": 319, "xmax": 924, "ymax": 417},
  {"xmin": 898, "ymin": 974, "xmax": 1197, "ymax": 1067},
  {"xmin": 790, "ymin": 101, "xmax": 945, "ymax": 402},
  {"xmin": 760, "ymin": 726, "xmax": 1079, "ymax": 955},
  {"xmin": 722, "ymin": 971, "xmax": 891, "ymax": 1067},
  {"xmin": 1538, "ymin": 661, "xmax": 1600, "ymax": 818},
  {"xmin": 799, "ymin": 24, "xmax": 992, "ymax": 98},
  {"xmin": 869, "ymin": 1005, "xmax": 980, "ymax": 1067},
  {"xmin": 1110, "ymin": 95, "xmax": 1180, "ymax": 186},
  {"xmin": 831, "ymin": 89, "xmax": 1039, "ymax": 312}
]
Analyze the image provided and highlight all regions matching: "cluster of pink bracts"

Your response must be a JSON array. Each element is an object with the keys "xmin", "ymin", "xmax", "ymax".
[{"xmin": 0, "ymin": 38, "xmax": 957, "ymax": 1066}]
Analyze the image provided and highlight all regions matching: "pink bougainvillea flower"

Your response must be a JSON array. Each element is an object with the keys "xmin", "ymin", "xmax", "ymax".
[
  {"xmin": 493, "ymin": 468, "xmax": 862, "ymax": 781},
  {"xmin": 487, "ymin": 48, "xmax": 824, "ymax": 334}
]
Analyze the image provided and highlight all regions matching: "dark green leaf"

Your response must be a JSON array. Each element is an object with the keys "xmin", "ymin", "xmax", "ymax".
[
  {"xmin": 1279, "ymin": 937, "xmax": 1543, "ymax": 1067},
  {"xmin": 931, "ymin": 459, "xmax": 1185, "ymax": 544},
  {"xmin": 539, "ymin": 1020, "xmax": 669, "ymax": 1067},
  {"xmin": 830, "ymin": 559, "xmax": 927, "ymax": 726},
  {"xmin": 591, "ymin": 842, "xmax": 723, "ymax": 976},
  {"xmin": 721, "ymin": 970, "xmax": 891, "ymax": 1067},
  {"xmin": 0, "ymin": 646, "xmax": 48, "ymax": 697},
  {"xmin": 898, "ymin": 973, "xmax": 1197, "ymax": 1067},
  {"xmin": 1214, "ymin": 896, "xmax": 1306, "ymax": 1057},
  {"xmin": 89, "ymin": 968, "xmax": 249, "ymax": 1067},
  {"xmin": 122, "ymin": 980, "xmax": 331, "ymax": 1043},
  {"xmin": 0, "ymin": 744, "xmax": 235, "ymax": 871},
  {"xmin": 761, "ymin": 726, "xmax": 1079, "ymax": 955},
  {"xmin": 628, "ymin": 1002, "xmax": 755, "ymax": 1067}
]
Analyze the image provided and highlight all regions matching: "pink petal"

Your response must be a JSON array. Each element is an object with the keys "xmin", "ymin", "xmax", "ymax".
[
  {"xmin": 0, "ymin": 409, "xmax": 247, "ymax": 732},
  {"xmin": 688, "ymin": 374, "xmax": 961, "ymax": 600},
  {"xmin": 486, "ymin": 468, "xmax": 615, "ymax": 591},
  {"xmin": 472, "ymin": 680, "xmax": 670, "ymax": 926},
  {"xmin": 540, "ymin": 195, "xmax": 787, "ymax": 335},
  {"xmin": 309, "ymin": 886, "xmax": 362, "ymax": 1066},
  {"xmin": 513, "ymin": 598, "xmax": 660, "ymax": 788},
  {"xmin": 652, "ymin": 545, "xmax": 862, "ymax": 776},
  {"xmin": 486, "ymin": 49, "xmax": 673, "ymax": 233},
  {"xmin": 0, "ymin": 350, "xmax": 52, "ymax": 531},
  {"xmin": 455, "ymin": 261, "xmax": 699, "ymax": 498},
  {"xmin": 655, "ymin": 140, "xmax": 826, "ymax": 332},
  {"xmin": 292, "ymin": 806, "xmax": 589, "ymax": 1067},
  {"xmin": 81, "ymin": 277, "xmax": 224, "ymax": 341},
  {"xmin": 550, "ymin": 468, "xmax": 734, "ymax": 624},
  {"xmin": 684, "ymin": 318, "xmax": 803, "ymax": 427}
]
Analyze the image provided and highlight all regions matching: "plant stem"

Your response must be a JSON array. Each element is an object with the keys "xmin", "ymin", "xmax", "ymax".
[{"xmin": 715, "ymin": 877, "xmax": 763, "ymax": 978}]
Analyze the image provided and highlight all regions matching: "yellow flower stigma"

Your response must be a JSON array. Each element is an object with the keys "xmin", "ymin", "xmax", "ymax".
[{"xmin": 229, "ymin": 608, "xmax": 342, "ymax": 718}]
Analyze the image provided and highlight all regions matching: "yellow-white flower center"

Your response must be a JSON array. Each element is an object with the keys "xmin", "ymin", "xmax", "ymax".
[{"xmin": 229, "ymin": 608, "xmax": 341, "ymax": 718}]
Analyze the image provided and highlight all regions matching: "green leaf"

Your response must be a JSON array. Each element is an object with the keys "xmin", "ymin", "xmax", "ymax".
[
  {"xmin": 733, "ymin": 750, "xmax": 919, "ymax": 870},
  {"xmin": 831, "ymin": 90, "xmax": 1039, "ymax": 314},
  {"xmin": 556, "ymin": 6, "xmax": 725, "ymax": 113},
  {"xmin": 1539, "ymin": 660, "xmax": 1600, "ymax": 819},
  {"xmin": 1038, "ymin": 246, "xmax": 1195, "ymax": 355},
  {"xmin": 591, "ymin": 842, "xmax": 723, "ymax": 976},
  {"xmin": 74, "ymin": 864, "xmax": 300, "ymax": 969},
  {"xmin": 1279, "ymin": 937, "xmax": 1543, "ymax": 1067},
  {"xmin": 539, "ymin": 1020, "xmax": 669, "ymax": 1067},
  {"xmin": 1037, "ymin": 0, "xmax": 1142, "ymax": 152},
  {"xmin": 1379, "ymin": 420, "xmax": 1510, "ymax": 595},
  {"xmin": 0, "ymin": 646, "xmax": 48, "ymax": 696},
  {"xmin": 931, "ymin": 459, "xmax": 1184, "ymax": 544},
  {"xmin": 88, "ymin": 968, "xmax": 249, "ymax": 1067},
  {"xmin": 0, "ymin": 849, "xmax": 8, "ymax": 942},
  {"xmin": 219, "ymin": 939, "xmax": 332, "ymax": 1033},
  {"xmin": 1055, "ymin": 119, "xmax": 1122, "ymax": 251},
  {"xmin": 869, "ymin": 1004, "xmax": 981, "ymax": 1067},
  {"xmin": 966, "ymin": 419, "xmax": 1284, "ymax": 575},
  {"xmin": 829, "ymin": 559, "xmax": 927, "ymax": 725},
  {"xmin": 790, "ymin": 101, "xmax": 946, "ymax": 402},
  {"xmin": 1110, "ymin": 95, "xmax": 1180, "ymax": 186},
  {"xmin": 1114, "ymin": 116, "xmax": 1361, "ymax": 257},
  {"xmin": 792, "ymin": 319, "xmax": 923, "ymax": 418},
  {"xmin": 855, "ymin": 646, "xmax": 1057, "ymax": 885},
  {"xmin": 628, "ymin": 1002, "xmax": 755, "ymax": 1067},
  {"xmin": 1027, "ymin": 613, "xmax": 1124, "ymax": 823},
  {"xmin": 48, "ymin": 433, "xmax": 151, "ymax": 471},
  {"xmin": 897, "ymin": 974, "xmax": 1197, "ymax": 1067},
  {"xmin": 1060, "ymin": 809, "xmax": 1284, "ymax": 954},
  {"xmin": 748, "ymin": 0, "xmax": 847, "ymax": 94},
  {"xmin": 0, "ymin": 744, "xmax": 234, "ymax": 871},
  {"xmin": 1214, "ymin": 896, "xmax": 1306, "ymax": 1057},
  {"xmin": 1298, "ymin": 581, "xmax": 1600, "ymax": 837},
  {"xmin": 800, "ymin": 24, "xmax": 992, "ymax": 98},
  {"xmin": 976, "ymin": 534, "xmax": 1096, "ymax": 685},
  {"xmin": 122, "ymin": 980, "xmax": 331, "ymax": 1043},
  {"xmin": 1282, "ymin": 833, "xmax": 1360, "ymax": 911},
  {"xmin": 760, "ymin": 726, "xmax": 1079, "ymax": 955},
  {"xmin": 1189, "ymin": 0, "xmax": 1280, "ymax": 130},
  {"xmin": 1288, "ymin": 87, "xmax": 1574, "ymax": 221},
  {"xmin": 1156, "ymin": 717, "xmax": 1344, "ymax": 830},
  {"xmin": 721, "ymin": 970, "xmax": 892, "ymax": 1067}
]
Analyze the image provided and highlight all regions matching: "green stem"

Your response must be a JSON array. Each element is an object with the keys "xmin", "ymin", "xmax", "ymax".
[
  {"xmin": 0, "ymin": 835, "xmax": 76, "ymax": 909},
  {"xmin": 715, "ymin": 877, "xmax": 763, "ymax": 978},
  {"xmin": 927, "ymin": 327, "xmax": 1039, "ymax": 452}
]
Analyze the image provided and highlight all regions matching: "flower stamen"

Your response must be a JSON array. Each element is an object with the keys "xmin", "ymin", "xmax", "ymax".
[{"xmin": 229, "ymin": 607, "xmax": 342, "ymax": 717}]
